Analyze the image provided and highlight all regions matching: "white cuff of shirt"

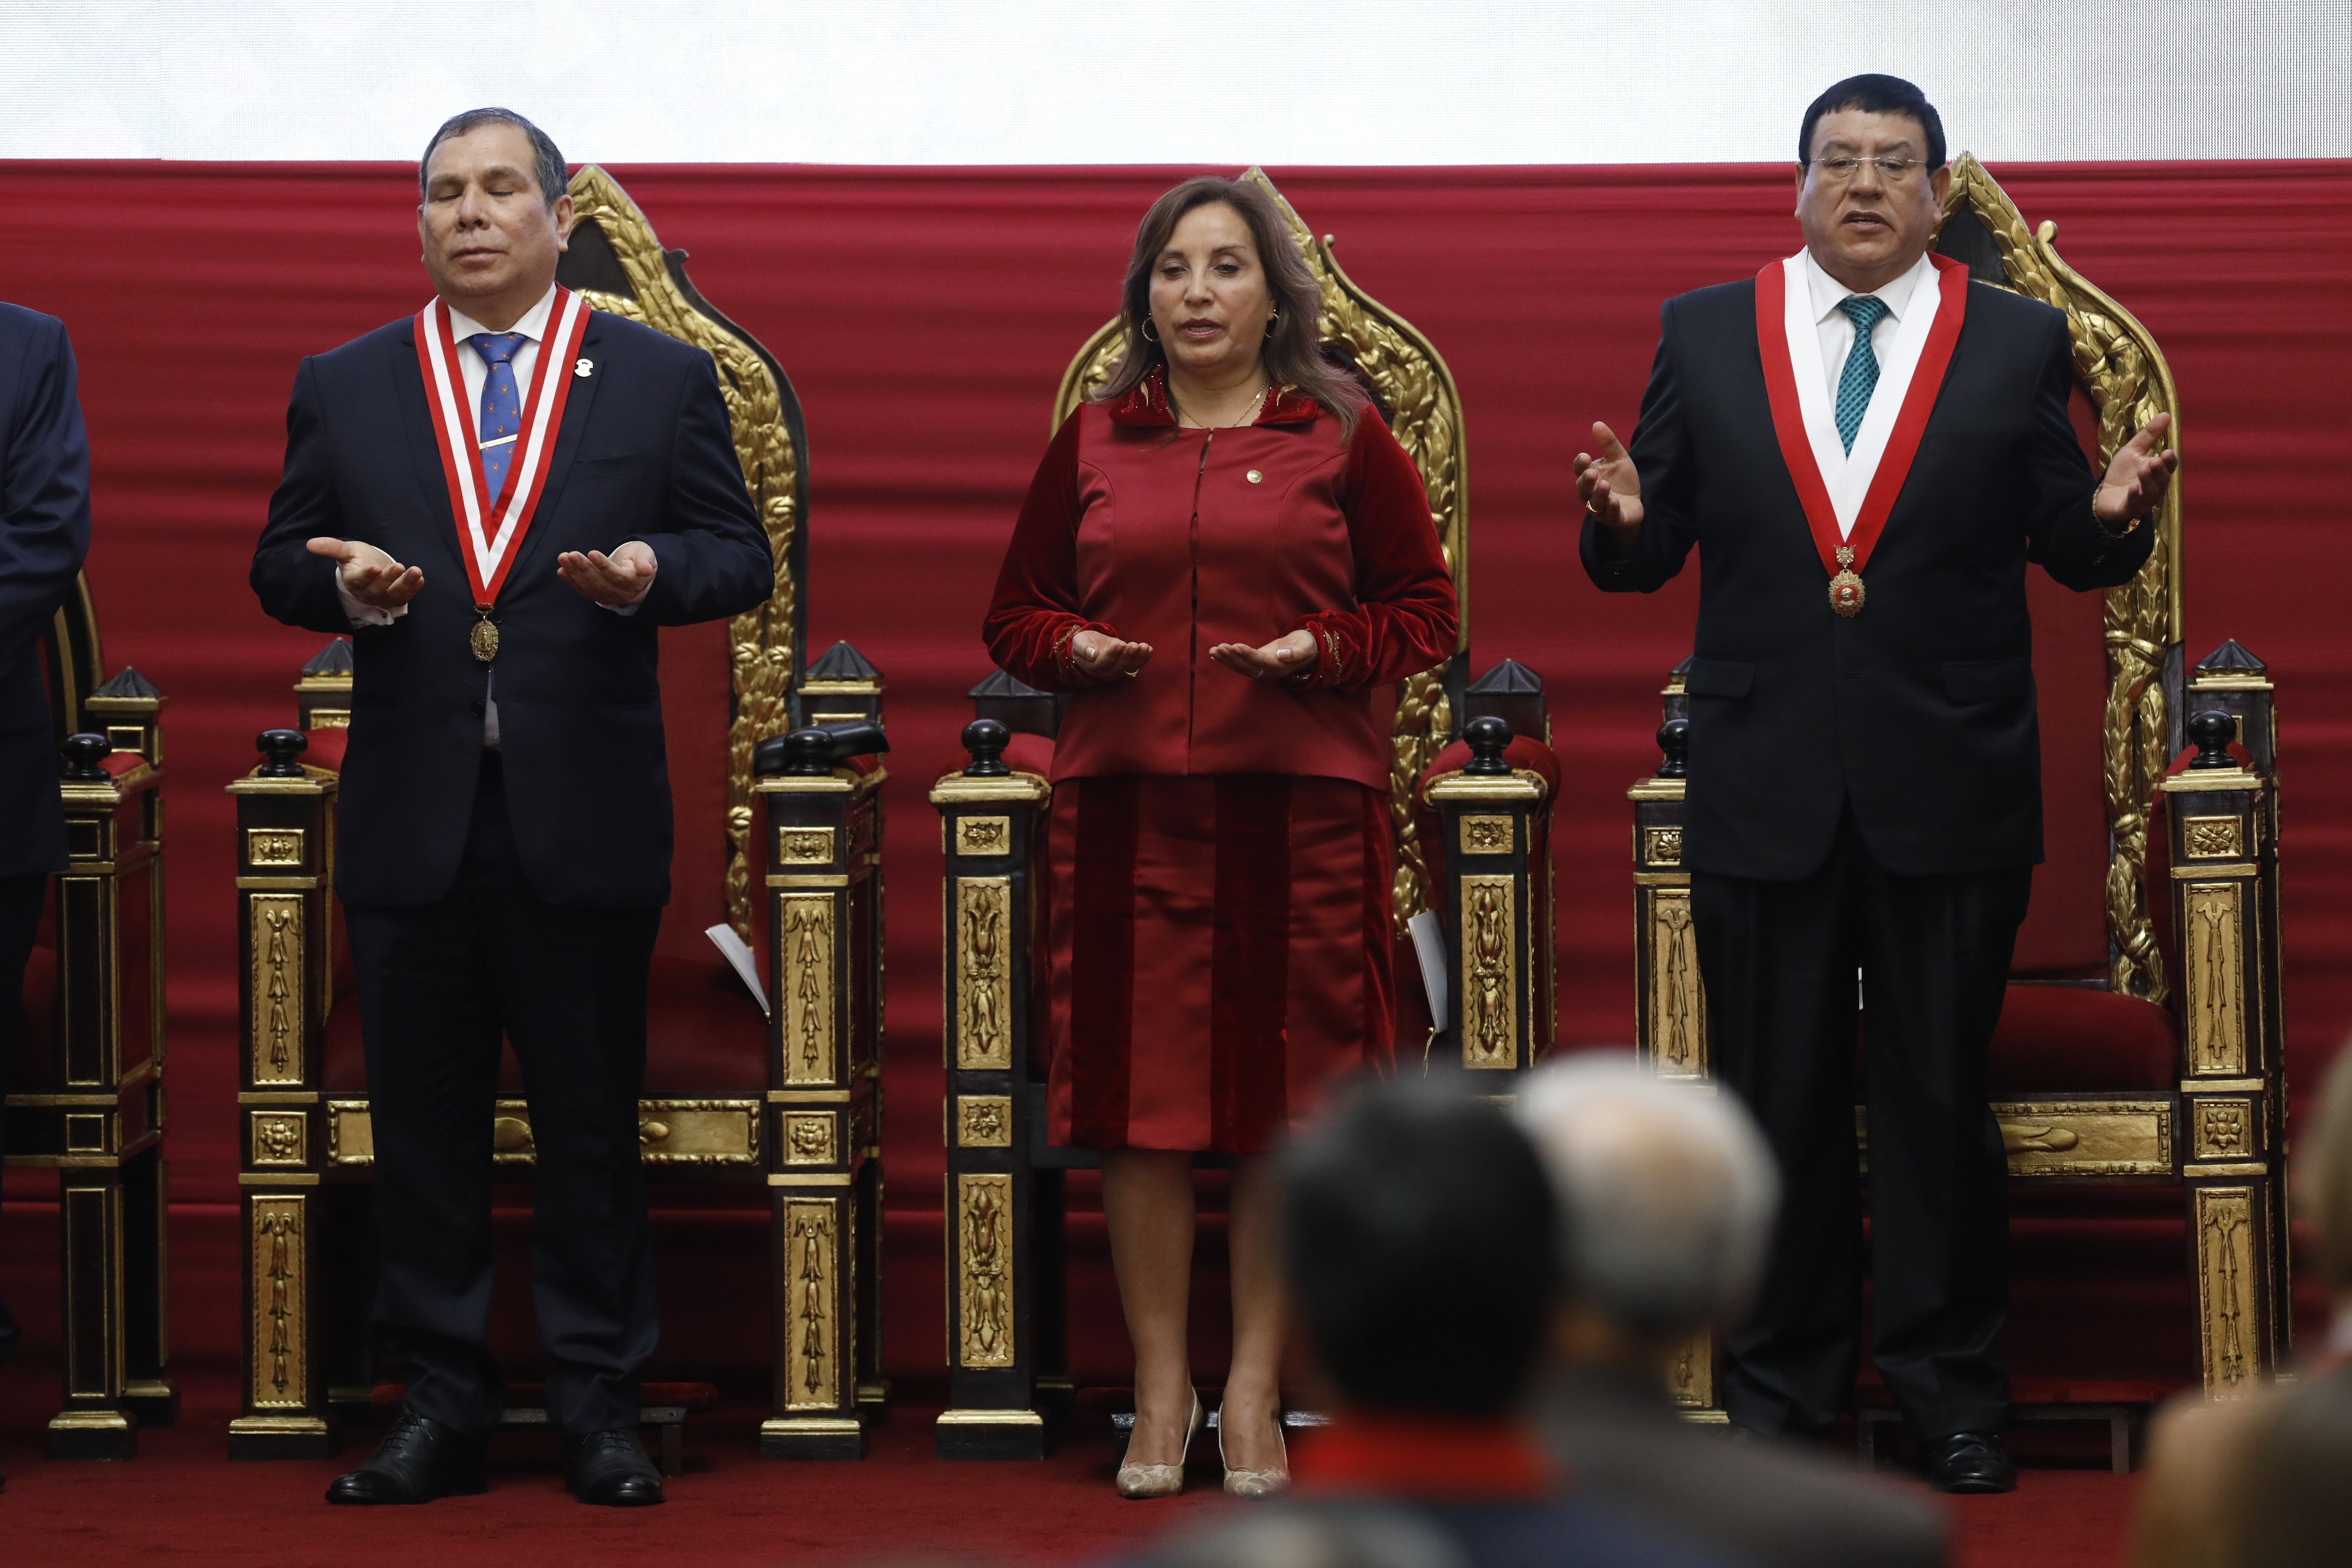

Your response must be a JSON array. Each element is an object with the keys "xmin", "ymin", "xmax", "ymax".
[{"xmin": 334, "ymin": 565, "xmax": 407, "ymax": 627}]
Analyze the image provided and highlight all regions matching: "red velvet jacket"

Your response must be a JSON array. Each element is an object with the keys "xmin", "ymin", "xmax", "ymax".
[{"xmin": 982, "ymin": 372, "xmax": 1457, "ymax": 789}]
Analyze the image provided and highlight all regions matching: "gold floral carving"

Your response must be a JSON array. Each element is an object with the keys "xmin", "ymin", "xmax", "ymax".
[
  {"xmin": 1459, "ymin": 815, "xmax": 1514, "ymax": 856},
  {"xmin": 2194, "ymin": 1187, "xmax": 2258, "ymax": 1394},
  {"xmin": 246, "ymin": 828, "xmax": 305, "ymax": 868},
  {"xmin": 957, "ymin": 1095, "xmax": 1012, "ymax": 1148},
  {"xmin": 1459, "ymin": 876, "xmax": 1517, "ymax": 1069},
  {"xmin": 1941, "ymin": 157, "xmax": 2180, "ymax": 1005},
  {"xmin": 779, "ymin": 828, "xmax": 835, "ymax": 866},
  {"xmin": 784, "ymin": 1199, "xmax": 840, "ymax": 1409},
  {"xmin": 785, "ymin": 1112, "xmax": 837, "ymax": 1165},
  {"xmin": 1644, "ymin": 827, "xmax": 1684, "ymax": 868},
  {"xmin": 565, "ymin": 167, "xmax": 803, "ymax": 947},
  {"xmin": 958, "ymin": 1174, "xmax": 1015, "ymax": 1368},
  {"xmin": 251, "ymin": 1111, "xmax": 305, "ymax": 1167},
  {"xmin": 2183, "ymin": 883, "xmax": 2247, "ymax": 1075},
  {"xmin": 954, "ymin": 877, "xmax": 1013, "ymax": 1071},
  {"xmin": 1648, "ymin": 889, "xmax": 1706, "ymax": 1078},
  {"xmin": 251, "ymin": 1198, "xmax": 306, "ymax": 1408},
  {"xmin": 249, "ymin": 895, "xmax": 304, "ymax": 1085},
  {"xmin": 1050, "ymin": 168, "xmax": 1468, "ymax": 924},
  {"xmin": 955, "ymin": 816, "xmax": 1011, "ymax": 857},
  {"xmin": 2195, "ymin": 1100, "xmax": 2255, "ymax": 1161},
  {"xmin": 779, "ymin": 895, "xmax": 836, "ymax": 1084},
  {"xmin": 1992, "ymin": 1099, "xmax": 2171, "ymax": 1176},
  {"xmin": 2183, "ymin": 816, "xmax": 2244, "ymax": 860}
]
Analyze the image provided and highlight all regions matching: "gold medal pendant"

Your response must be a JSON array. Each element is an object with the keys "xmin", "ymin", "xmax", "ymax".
[
  {"xmin": 470, "ymin": 614, "xmax": 500, "ymax": 664},
  {"xmin": 1828, "ymin": 545, "xmax": 1866, "ymax": 618}
]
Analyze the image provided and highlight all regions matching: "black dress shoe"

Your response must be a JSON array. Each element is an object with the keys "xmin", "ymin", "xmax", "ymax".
[
  {"xmin": 565, "ymin": 1429, "xmax": 664, "ymax": 1507},
  {"xmin": 1925, "ymin": 1431, "xmax": 2017, "ymax": 1494},
  {"xmin": 326, "ymin": 1410, "xmax": 489, "ymax": 1504}
]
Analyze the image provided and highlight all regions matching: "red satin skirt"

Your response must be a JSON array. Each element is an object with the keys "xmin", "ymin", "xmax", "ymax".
[{"xmin": 1046, "ymin": 774, "xmax": 1395, "ymax": 1154}]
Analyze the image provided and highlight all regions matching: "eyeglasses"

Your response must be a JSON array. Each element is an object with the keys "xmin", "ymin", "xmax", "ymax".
[{"xmin": 1811, "ymin": 156, "xmax": 1929, "ymax": 183}]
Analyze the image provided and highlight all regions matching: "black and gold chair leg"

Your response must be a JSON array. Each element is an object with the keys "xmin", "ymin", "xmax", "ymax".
[
  {"xmin": 1624, "ymin": 667, "xmax": 1726, "ymax": 1421},
  {"xmin": 756, "ymin": 726, "xmax": 888, "ymax": 1458},
  {"xmin": 1426, "ymin": 715, "xmax": 1555, "ymax": 1075},
  {"xmin": 31, "ymin": 721, "xmax": 170, "ymax": 1459},
  {"xmin": 225, "ymin": 730, "xmax": 337, "ymax": 1458},
  {"xmin": 933, "ymin": 719, "xmax": 1053, "ymax": 1458},
  {"xmin": 2165, "ymin": 654, "xmax": 2293, "ymax": 1398}
]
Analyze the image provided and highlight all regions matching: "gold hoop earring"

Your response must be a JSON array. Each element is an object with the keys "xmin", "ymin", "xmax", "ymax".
[
  {"xmin": 1264, "ymin": 310, "xmax": 1279, "ymax": 339},
  {"xmin": 1140, "ymin": 318, "xmax": 1160, "ymax": 342}
]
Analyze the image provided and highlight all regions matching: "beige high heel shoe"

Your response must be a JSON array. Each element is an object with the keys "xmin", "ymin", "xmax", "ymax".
[
  {"xmin": 1217, "ymin": 1403, "xmax": 1290, "ymax": 1498},
  {"xmin": 1116, "ymin": 1390, "xmax": 1202, "ymax": 1499}
]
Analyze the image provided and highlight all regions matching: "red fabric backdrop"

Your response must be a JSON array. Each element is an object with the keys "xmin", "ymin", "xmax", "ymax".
[{"xmin": 2, "ymin": 159, "xmax": 2348, "ymax": 1397}]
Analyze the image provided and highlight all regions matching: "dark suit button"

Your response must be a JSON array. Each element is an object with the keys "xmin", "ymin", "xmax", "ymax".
[{"xmin": 470, "ymin": 701, "xmax": 485, "ymax": 717}]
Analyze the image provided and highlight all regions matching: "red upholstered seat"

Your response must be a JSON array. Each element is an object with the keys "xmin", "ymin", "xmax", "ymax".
[
  {"xmin": 999, "ymin": 732, "xmax": 1056, "ymax": 778},
  {"xmin": 1988, "ymin": 983, "xmax": 2178, "ymax": 1093},
  {"xmin": 321, "ymin": 950, "xmax": 770, "ymax": 1095}
]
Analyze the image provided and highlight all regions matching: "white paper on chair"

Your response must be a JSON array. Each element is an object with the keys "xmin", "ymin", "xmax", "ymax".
[
  {"xmin": 705, "ymin": 923, "xmax": 771, "ymax": 1017},
  {"xmin": 1407, "ymin": 909, "xmax": 1449, "ymax": 1033}
]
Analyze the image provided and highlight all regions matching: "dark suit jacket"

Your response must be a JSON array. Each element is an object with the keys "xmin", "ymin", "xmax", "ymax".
[
  {"xmin": 1581, "ymin": 274, "xmax": 2153, "ymax": 880},
  {"xmin": 0, "ymin": 305, "xmax": 93, "ymax": 880},
  {"xmin": 1543, "ymin": 1364, "xmax": 1947, "ymax": 1568},
  {"xmin": 251, "ymin": 306, "xmax": 771, "ymax": 908}
]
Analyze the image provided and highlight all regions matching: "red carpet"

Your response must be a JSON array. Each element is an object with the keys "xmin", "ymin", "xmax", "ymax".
[{"xmin": 0, "ymin": 1359, "xmax": 2132, "ymax": 1568}]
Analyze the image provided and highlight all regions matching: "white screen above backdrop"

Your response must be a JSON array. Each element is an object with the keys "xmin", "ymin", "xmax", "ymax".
[{"xmin": 4, "ymin": 0, "xmax": 2347, "ymax": 164}]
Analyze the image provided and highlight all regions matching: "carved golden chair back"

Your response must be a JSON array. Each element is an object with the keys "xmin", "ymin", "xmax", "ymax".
[
  {"xmin": 1933, "ymin": 155, "xmax": 2185, "ymax": 1003},
  {"xmin": 1051, "ymin": 167, "xmax": 1470, "ymax": 922},
  {"xmin": 559, "ymin": 166, "xmax": 807, "ymax": 941}
]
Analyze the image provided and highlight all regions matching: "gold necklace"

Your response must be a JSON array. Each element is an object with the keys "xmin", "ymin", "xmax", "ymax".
[{"xmin": 1174, "ymin": 381, "xmax": 1271, "ymax": 430}]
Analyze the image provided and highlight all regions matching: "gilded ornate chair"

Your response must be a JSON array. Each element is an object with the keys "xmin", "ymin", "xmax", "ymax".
[
  {"xmin": 10, "ymin": 578, "xmax": 173, "ymax": 1457},
  {"xmin": 1627, "ymin": 157, "xmax": 2288, "ymax": 1457},
  {"xmin": 225, "ymin": 168, "xmax": 889, "ymax": 1462},
  {"xmin": 931, "ymin": 169, "xmax": 1557, "ymax": 1457}
]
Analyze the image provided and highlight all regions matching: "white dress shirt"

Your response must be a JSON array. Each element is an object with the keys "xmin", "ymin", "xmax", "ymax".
[{"xmin": 1804, "ymin": 249, "xmax": 1935, "ymax": 401}]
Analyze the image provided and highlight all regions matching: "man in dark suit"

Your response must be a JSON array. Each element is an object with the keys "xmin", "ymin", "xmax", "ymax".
[
  {"xmin": 1, "ymin": 301, "xmax": 95, "ymax": 1495},
  {"xmin": 250, "ymin": 107, "xmax": 771, "ymax": 1507},
  {"xmin": 1136, "ymin": 1081, "xmax": 1738, "ymax": 1568},
  {"xmin": 1520, "ymin": 1057, "xmax": 1948, "ymax": 1568},
  {"xmin": 1575, "ymin": 75, "xmax": 2176, "ymax": 1492}
]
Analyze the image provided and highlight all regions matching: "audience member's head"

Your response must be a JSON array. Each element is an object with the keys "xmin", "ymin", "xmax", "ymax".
[
  {"xmin": 1284, "ymin": 1078, "xmax": 1559, "ymax": 1417},
  {"xmin": 2301, "ymin": 1042, "xmax": 2352, "ymax": 1321},
  {"xmin": 1513, "ymin": 1055, "xmax": 1779, "ymax": 1363}
]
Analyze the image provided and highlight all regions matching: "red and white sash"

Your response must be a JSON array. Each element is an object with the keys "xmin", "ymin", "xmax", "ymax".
[
  {"xmin": 414, "ymin": 287, "xmax": 593, "ymax": 609},
  {"xmin": 1755, "ymin": 252, "xmax": 1967, "ymax": 584}
]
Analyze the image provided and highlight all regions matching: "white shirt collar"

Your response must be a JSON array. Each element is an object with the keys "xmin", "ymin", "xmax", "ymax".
[
  {"xmin": 445, "ymin": 283, "xmax": 558, "ymax": 346},
  {"xmin": 1803, "ymin": 248, "xmax": 1933, "ymax": 328}
]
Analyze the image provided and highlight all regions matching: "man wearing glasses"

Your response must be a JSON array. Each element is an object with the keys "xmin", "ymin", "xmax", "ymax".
[{"xmin": 1574, "ymin": 75, "xmax": 2176, "ymax": 1492}]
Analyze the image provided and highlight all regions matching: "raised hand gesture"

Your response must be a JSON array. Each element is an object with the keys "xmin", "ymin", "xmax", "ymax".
[
  {"xmin": 2093, "ymin": 413, "xmax": 2178, "ymax": 531},
  {"xmin": 557, "ymin": 541, "xmax": 659, "ymax": 607},
  {"xmin": 1573, "ymin": 422, "xmax": 1645, "ymax": 535},
  {"xmin": 1070, "ymin": 629, "xmax": 1153, "ymax": 683},
  {"xmin": 307, "ymin": 536, "xmax": 423, "ymax": 609},
  {"xmin": 1209, "ymin": 629, "xmax": 1316, "ymax": 681}
]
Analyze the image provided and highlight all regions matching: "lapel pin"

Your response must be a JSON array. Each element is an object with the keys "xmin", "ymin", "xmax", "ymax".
[{"xmin": 574, "ymin": 357, "xmax": 595, "ymax": 377}]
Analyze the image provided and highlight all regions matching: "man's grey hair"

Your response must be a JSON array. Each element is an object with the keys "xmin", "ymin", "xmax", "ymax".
[
  {"xmin": 1513, "ymin": 1054, "xmax": 1780, "ymax": 1337},
  {"xmin": 418, "ymin": 107, "xmax": 568, "ymax": 208}
]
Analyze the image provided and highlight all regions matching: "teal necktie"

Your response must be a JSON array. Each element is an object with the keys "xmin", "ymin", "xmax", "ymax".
[{"xmin": 1833, "ymin": 295, "xmax": 1890, "ymax": 453}]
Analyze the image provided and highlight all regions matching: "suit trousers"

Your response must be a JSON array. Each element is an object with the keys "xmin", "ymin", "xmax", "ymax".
[
  {"xmin": 1693, "ymin": 808, "xmax": 2030, "ymax": 1442},
  {"xmin": 0, "ymin": 871, "xmax": 45, "ymax": 1360},
  {"xmin": 347, "ymin": 754, "xmax": 661, "ymax": 1437}
]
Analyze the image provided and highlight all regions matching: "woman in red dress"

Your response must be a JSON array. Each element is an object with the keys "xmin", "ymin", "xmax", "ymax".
[{"xmin": 984, "ymin": 176, "xmax": 1458, "ymax": 1500}]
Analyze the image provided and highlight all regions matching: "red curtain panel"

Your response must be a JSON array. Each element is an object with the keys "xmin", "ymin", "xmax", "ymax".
[{"xmin": 0, "ymin": 159, "xmax": 2345, "ymax": 1390}]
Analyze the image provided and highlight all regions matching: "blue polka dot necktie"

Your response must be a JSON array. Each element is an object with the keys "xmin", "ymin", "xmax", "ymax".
[
  {"xmin": 469, "ymin": 331, "xmax": 528, "ymax": 504},
  {"xmin": 1833, "ymin": 295, "xmax": 1890, "ymax": 453}
]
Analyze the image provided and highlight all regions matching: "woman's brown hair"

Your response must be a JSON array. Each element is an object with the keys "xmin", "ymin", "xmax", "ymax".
[{"xmin": 1093, "ymin": 175, "xmax": 1367, "ymax": 440}]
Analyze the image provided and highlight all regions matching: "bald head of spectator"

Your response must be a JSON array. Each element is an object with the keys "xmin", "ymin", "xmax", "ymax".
[{"xmin": 1514, "ymin": 1056, "xmax": 1780, "ymax": 1366}]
